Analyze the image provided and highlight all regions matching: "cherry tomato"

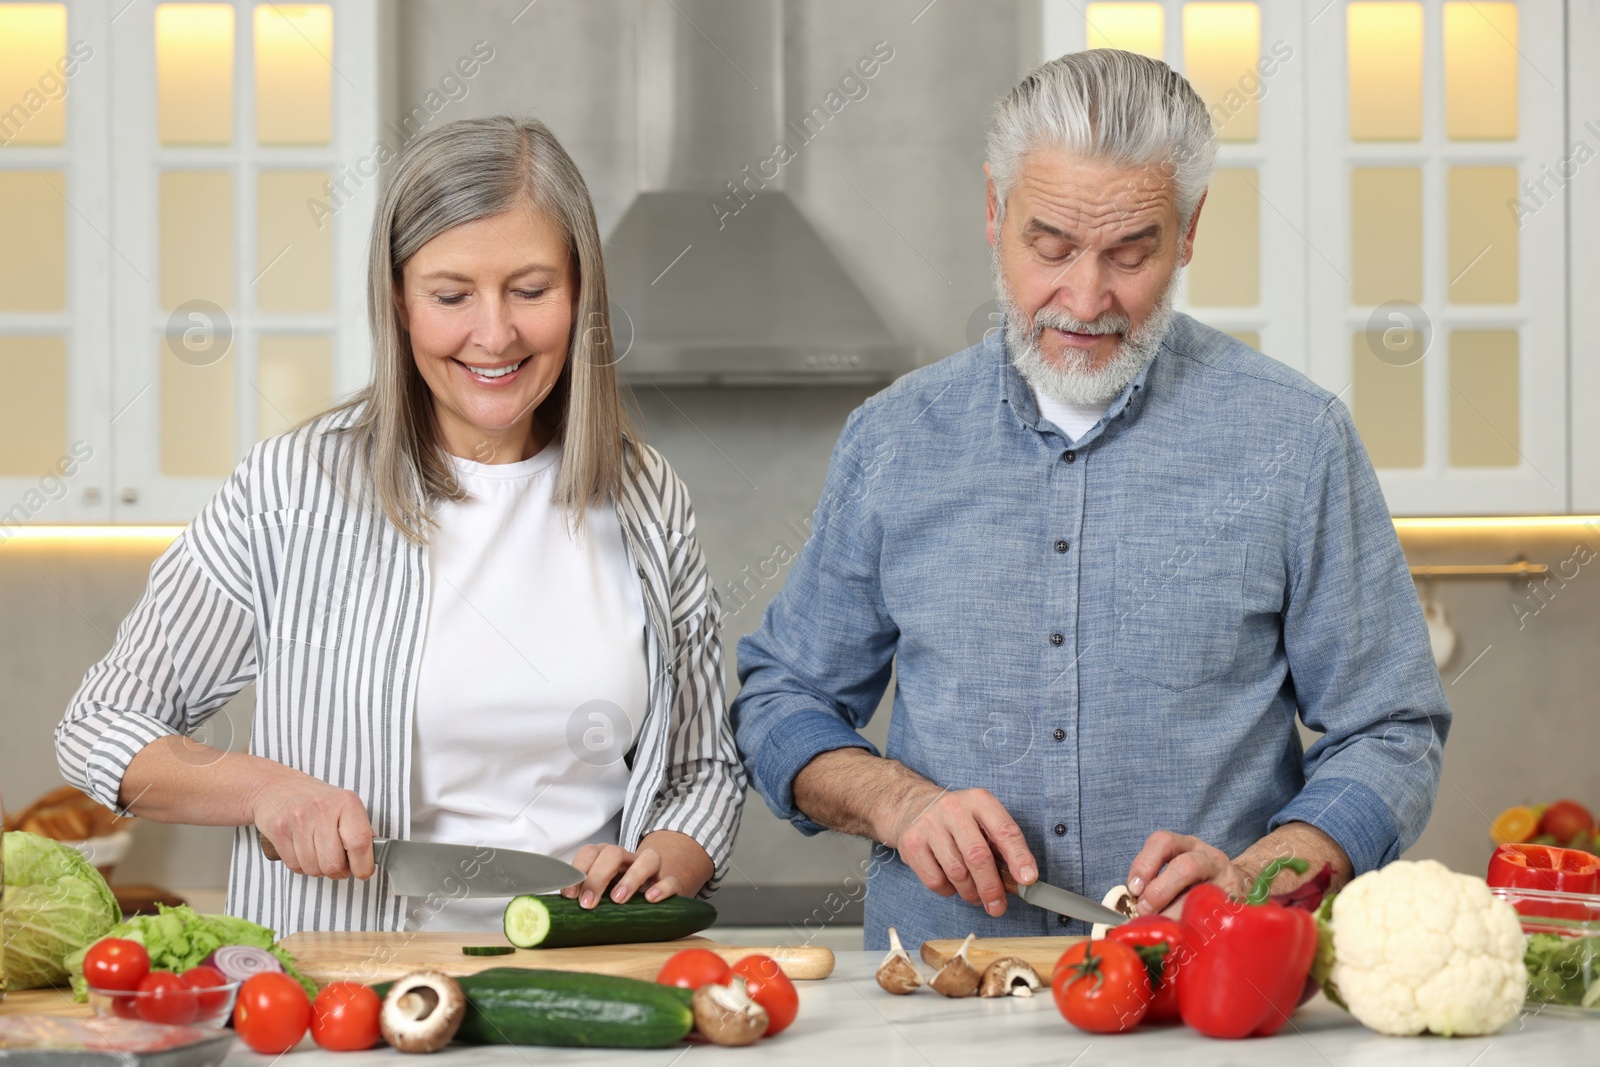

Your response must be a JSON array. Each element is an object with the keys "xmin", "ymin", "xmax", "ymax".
[
  {"xmin": 136, "ymin": 971, "xmax": 198, "ymax": 1026},
  {"xmin": 234, "ymin": 972, "xmax": 312, "ymax": 1054},
  {"xmin": 731, "ymin": 955, "xmax": 799, "ymax": 1037},
  {"xmin": 179, "ymin": 965, "xmax": 230, "ymax": 1017},
  {"xmin": 310, "ymin": 982, "xmax": 382, "ymax": 1051},
  {"xmin": 83, "ymin": 939, "xmax": 150, "ymax": 993},
  {"xmin": 1051, "ymin": 940, "xmax": 1151, "ymax": 1034},
  {"xmin": 110, "ymin": 994, "xmax": 142, "ymax": 1020},
  {"xmin": 656, "ymin": 948, "xmax": 733, "ymax": 990},
  {"xmin": 1106, "ymin": 916, "xmax": 1185, "ymax": 1023}
]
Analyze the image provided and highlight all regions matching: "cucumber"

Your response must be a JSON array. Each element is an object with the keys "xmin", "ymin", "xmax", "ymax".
[
  {"xmin": 503, "ymin": 893, "xmax": 716, "ymax": 949},
  {"xmin": 461, "ymin": 945, "xmax": 514, "ymax": 956},
  {"xmin": 375, "ymin": 968, "xmax": 694, "ymax": 1048}
]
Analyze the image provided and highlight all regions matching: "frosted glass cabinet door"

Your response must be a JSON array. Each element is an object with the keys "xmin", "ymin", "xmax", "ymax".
[
  {"xmin": 107, "ymin": 0, "xmax": 381, "ymax": 523},
  {"xmin": 1306, "ymin": 0, "xmax": 1566, "ymax": 515},
  {"xmin": 0, "ymin": 2, "xmax": 113, "ymax": 523}
]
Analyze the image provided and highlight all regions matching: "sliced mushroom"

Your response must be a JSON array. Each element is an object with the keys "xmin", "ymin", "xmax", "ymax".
[
  {"xmin": 928, "ymin": 933, "xmax": 981, "ymax": 998},
  {"xmin": 1090, "ymin": 884, "xmax": 1140, "ymax": 940},
  {"xmin": 978, "ymin": 957, "xmax": 1043, "ymax": 998},
  {"xmin": 693, "ymin": 975, "xmax": 769, "ymax": 1046},
  {"xmin": 380, "ymin": 970, "xmax": 465, "ymax": 1054},
  {"xmin": 876, "ymin": 926, "xmax": 924, "ymax": 995}
]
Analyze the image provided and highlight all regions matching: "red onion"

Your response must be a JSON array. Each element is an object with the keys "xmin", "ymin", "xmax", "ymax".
[{"xmin": 203, "ymin": 945, "xmax": 283, "ymax": 983}]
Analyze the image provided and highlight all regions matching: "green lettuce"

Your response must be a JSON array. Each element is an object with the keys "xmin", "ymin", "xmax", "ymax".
[
  {"xmin": 2, "ymin": 830, "xmax": 123, "ymax": 989},
  {"xmin": 63, "ymin": 903, "xmax": 316, "ymax": 1000}
]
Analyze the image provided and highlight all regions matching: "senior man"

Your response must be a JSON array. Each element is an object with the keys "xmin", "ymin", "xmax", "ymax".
[{"xmin": 731, "ymin": 49, "xmax": 1450, "ymax": 950}]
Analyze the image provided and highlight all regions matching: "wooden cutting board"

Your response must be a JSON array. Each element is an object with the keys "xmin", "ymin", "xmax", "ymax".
[
  {"xmin": 279, "ymin": 931, "xmax": 834, "ymax": 986},
  {"xmin": 920, "ymin": 936, "xmax": 1085, "ymax": 977}
]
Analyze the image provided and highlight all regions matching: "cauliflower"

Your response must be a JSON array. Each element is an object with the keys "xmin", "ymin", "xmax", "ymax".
[{"xmin": 1317, "ymin": 859, "xmax": 1526, "ymax": 1037}]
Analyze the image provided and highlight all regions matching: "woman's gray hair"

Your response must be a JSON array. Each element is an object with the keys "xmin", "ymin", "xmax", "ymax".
[
  {"xmin": 987, "ymin": 49, "xmax": 1217, "ymax": 229},
  {"xmin": 332, "ymin": 115, "xmax": 634, "ymax": 543}
]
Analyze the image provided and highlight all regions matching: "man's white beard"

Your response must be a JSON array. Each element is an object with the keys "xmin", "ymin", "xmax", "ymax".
[{"xmin": 995, "ymin": 253, "xmax": 1181, "ymax": 407}]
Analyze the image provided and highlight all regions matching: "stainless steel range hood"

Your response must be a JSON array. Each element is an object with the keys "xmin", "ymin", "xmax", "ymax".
[{"xmin": 606, "ymin": 0, "xmax": 916, "ymax": 385}]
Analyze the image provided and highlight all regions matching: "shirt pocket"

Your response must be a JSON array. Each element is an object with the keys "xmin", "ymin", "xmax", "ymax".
[
  {"xmin": 248, "ymin": 508, "xmax": 360, "ymax": 651},
  {"xmin": 1112, "ymin": 538, "xmax": 1247, "ymax": 691}
]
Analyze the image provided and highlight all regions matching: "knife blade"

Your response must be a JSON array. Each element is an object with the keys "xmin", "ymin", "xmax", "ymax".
[
  {"xmin": 1000, "ymin": 868, "xmax": 1130, "ymax": 928},
  {"xmin": 259, "ymin": 836, "xmax": 583, "ymax": 897}
]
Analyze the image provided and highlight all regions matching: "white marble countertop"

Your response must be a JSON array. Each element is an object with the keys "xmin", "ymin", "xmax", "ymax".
[{"xmin": 217, "ymin": 950, "xmax": 1600, "ymax": 1066}]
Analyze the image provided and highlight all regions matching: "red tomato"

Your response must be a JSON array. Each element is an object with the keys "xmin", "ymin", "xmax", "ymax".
[
  {"xmin": 1106, "ymin": 916, "xmax": 1185, "ymax": 1023},
  {"xmin": 179, "ymin": 966, "xmax": 230, "ymax": 1017},
  {"xmin": 136, "ymin": 971, "xmax": 198, "ymax": 1026},
  {"xmin": 1051, "ymin": 940, "xmax": 1151, "ymax": 1034},
  {"xmin": 234, "ymin": 973, "xmax": 312, "ymax": 1054},
  {"xmin": 110, "ymin": 994, "xmax": 142, "ymax": 1020},
  {"xmin": 310, "ymin": 982, "xmax": 382, "ymax": 1052},
  {"xmin": 656, "ymin": 948, "xmax": 733, "ymax": 990},
  {"xmin": 731, "ymin": 955, "xmax": 799, "ymax": 1037},
  {"xmin": 1541, "ymin": 800, "xmax": 1596, "ymax": 845},
  {"xmin": 83, "ymin": 939, "xmax": 150, "ymax": 993}
]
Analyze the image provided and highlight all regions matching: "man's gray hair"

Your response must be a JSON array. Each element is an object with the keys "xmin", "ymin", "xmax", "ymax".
[{"xmin": 987, "ymin": 49, "xmax": 1217, "ymax": 229}]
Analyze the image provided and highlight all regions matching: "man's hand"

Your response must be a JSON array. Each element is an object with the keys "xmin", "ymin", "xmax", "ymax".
[
  {"xmin": 880, "ymin": 785, "xmax": 1038, "ymax": 917},
  {"xmin": 1125, "ymin": 831, "xmax": 1250, "ymax": 916},
  {"xmin": 1126, "ymin": 822, "xmax": 1353, "ymax": 916},
  {"xmin": 792, "ymin": 748, "xmax": 1038, "ymax": 917}
]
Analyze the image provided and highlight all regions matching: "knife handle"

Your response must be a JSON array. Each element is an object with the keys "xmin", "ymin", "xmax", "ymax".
[
  {"xmin": 259, "ymin": 835, "xmax": 281, "ymax": 862},
  {"xmin": 998, "ymin": 864, "xmax": 1022, "ymax": 897}
]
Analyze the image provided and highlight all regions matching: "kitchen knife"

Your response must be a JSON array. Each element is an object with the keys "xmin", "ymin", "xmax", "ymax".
[
  {"xmin": 1000, "ymin": 869, "xmax": 1130, "ymax": 928},
  {"xmin": 259, "ymin": 836, "xmax": 583, "ymax": 897}
]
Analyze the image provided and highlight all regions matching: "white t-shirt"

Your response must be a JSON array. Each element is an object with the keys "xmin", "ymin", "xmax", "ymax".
[
  {"xmin": 1032, "ymin": 388, "xmax": 1109, "ymax": 443},
  {"xmin": 407, "ymin": 444, "xmax": 648, "ymax": 931}
]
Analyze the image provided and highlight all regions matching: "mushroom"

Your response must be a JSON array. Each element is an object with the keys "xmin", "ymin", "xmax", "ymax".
[
  {"xmin": 692, "ymin": 975, "xmax": 769, "ymax": 1046},
  {"xmin": 1090, "ymin": 884, "xmax": 1140, "ymax": 940},
  {"xmin": 978, "ymin": 957, "xmax": 1043, "ymax": 998},
  {"xmin": 380, "ymin": 971, "xmax": 466, "ymax": 1054},
  {"xmin": 928, "ymin": 933, "xmax": 981, "ymax": 998},
  {"xmin": 875, "ymin": 927, "xmax": 924, "ymax": 995}
]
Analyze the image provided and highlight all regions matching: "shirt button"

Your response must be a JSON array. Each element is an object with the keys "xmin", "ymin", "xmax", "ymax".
[
  {"xmin": 1054, "ymin": 539, "xmax": 1069, "ymax": 553},
  {"xmin": 1052, "ymin": 727, "xmax": 1065, "ymax": 742},
  {"xmin": 1054, "ymin": 823, "xmax": 1067, "ymax": 836},
  {"xmin": 1049, "ymin": 632, "xmax": 1064, "ymax": 646},
  {"xmin": 1062, "ymin": 449, "xmax": 1077, "ymax": 463},
  {"xmin": 1058, "ymin": 914, "xmax": 1071, "ymax": 926}
]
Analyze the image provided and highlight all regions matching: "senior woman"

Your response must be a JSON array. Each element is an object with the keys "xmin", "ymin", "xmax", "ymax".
[{"xmin": 55, "ymin": 116, "xmax": 745, "ymax": 935}]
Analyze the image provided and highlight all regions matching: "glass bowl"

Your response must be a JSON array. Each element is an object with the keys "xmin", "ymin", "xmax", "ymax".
[
  {"xmin": 87, "ymin": 978, "xmax": 241, "ymax": 1028},
  {"xmin": 1491, "ymin": 885, "xmax": 1600, "ymax": 1017}
]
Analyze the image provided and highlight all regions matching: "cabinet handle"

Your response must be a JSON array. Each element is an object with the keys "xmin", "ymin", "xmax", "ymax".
[
  {"xmin": 120, "ymin": 488, "xmax": 139, "ymax": 505},
  {"xmin": 83, "ymin": 488, "xmax": 102, "ymax": 505}
]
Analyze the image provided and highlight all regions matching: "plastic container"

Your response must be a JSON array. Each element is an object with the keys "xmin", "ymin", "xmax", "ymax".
[
  {"xmin": 1491, "ymin": 885, "xmax": 1600, "ymax": 1016},
  {"xmin": 86, "ymin": 979, "xmax": 241, "ymax": 1028}
]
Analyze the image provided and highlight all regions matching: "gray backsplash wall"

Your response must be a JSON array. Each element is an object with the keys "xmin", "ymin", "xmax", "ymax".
[{"xmin": 6, "ymin": 3, "xmax": 1597, "ymax": 905}]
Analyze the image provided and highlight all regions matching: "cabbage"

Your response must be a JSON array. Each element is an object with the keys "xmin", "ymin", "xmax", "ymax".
[{"xmin": 3, "ymin": 831, "xmax": 122, "ymax": 989}]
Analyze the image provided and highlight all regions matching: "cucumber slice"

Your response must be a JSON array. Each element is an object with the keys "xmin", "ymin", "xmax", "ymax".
[
  {"xmin": 462, "ymin": 945, "xmax": 515, "ymax": 956},
  {"xmin": 504, "ymin": 895, "xmax": 554, "ymax": 948}
]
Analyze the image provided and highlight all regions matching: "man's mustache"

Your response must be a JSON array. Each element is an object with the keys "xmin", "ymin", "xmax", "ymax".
[{"xmin": 1031, "ymin": 306, "xmax": 1132, "ymax": 338}]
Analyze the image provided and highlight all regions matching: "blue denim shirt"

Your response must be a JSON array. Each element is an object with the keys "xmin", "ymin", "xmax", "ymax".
[{"xmin": 731, "ymin": 314, "xmax": 1450, "ymax": 952}]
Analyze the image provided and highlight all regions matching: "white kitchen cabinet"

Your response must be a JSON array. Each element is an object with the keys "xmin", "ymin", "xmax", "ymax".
[
  {"xmin": 0, "ymin": 0, "xmax": 382, "ymax": 527},
  {"xmin": 1568, "ymin": 0, "xmax": 1600, "ymax": 514},
  {"xmin": 1042, "ymin": 0, "xmax": 1575, "ymax": 516}
]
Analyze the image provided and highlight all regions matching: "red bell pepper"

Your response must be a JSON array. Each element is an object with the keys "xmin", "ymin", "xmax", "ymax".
[
  {"xmin": 1107, "ymin": 916, "xmax": 1184, "ymax": 1023},
  {"xmin": 1487, "ymin": 843, "xmax": 1600, "ymax": 895},
  {"xmin": 1487, "ymin": 843, "xmax": 1600, "ymax": 920},
  {"xmin": 1177, "ymin": 857, "xmax": 1319, "ymax": 1039}
]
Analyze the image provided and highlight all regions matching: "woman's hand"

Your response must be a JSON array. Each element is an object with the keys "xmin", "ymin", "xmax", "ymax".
[
  {"xmin": 246, "ymin": 764, "xmax": 376, "ymax": 880},
  {"xmin": 560, "ymin": 830, "xmax": 714, "ymax": 909}
]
